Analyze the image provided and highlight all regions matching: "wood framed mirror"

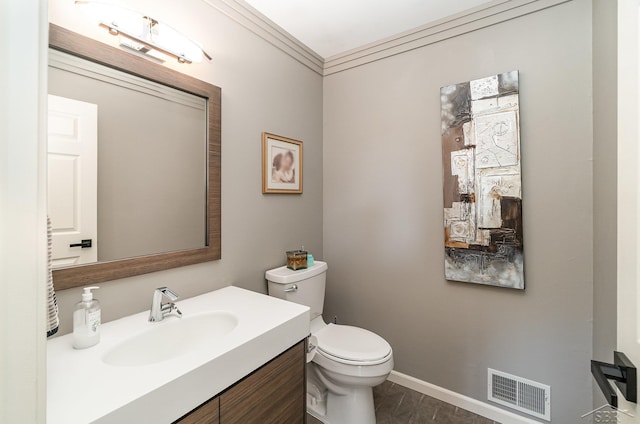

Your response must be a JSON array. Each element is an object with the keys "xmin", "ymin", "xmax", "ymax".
[{"xmin": 49, "ymin": 24, "xmax": 221, "ymax": 290}]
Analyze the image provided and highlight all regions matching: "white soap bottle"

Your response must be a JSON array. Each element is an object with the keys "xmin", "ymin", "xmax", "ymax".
[{"xmin": 73, "ymin": 286, "xmax": 101, "ymax": 349}]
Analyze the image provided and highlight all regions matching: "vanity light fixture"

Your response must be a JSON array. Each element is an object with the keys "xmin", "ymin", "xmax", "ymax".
[{"xmin": 75, "ymin": 1, "xmax": 212, "ymax": 64}]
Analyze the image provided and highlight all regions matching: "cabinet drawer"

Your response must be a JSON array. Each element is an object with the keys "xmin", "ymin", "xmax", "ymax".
[
  {"xmin": 220, "ymin": 341, "xmax": 305, "ymax": 424},
  {"xmin": 175, "ymin": 340, "xmax": 306, "ymax": 424}
]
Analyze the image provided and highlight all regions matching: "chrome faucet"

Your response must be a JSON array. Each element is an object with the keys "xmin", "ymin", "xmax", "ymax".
[{"xmin": 149, "ymin": 287, "xmax": 182, "ymax": 322}]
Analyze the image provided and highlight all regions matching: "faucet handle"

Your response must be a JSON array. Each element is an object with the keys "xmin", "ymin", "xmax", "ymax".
[
  {"xmin": 157, "ymin": 287, "xmax": 179, "ymax": 301},
  {"xmin": 161, "ymin": 302, "xmax": 183, "ymax": 318}
]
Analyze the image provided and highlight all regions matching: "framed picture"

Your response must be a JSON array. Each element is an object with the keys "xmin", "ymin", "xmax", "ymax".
[{"xmin": 262, "ymin": 132, "xmax": 303, "ymax": 194}]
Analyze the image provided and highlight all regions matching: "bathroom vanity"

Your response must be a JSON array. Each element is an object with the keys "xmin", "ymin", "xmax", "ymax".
[
  {"xmin": 47, "ymin": 287, "xmax": 310, "ymax": 423},
  {"xmin": 177, "ymin": 341, "xmax": 304, "ymax": 424}
]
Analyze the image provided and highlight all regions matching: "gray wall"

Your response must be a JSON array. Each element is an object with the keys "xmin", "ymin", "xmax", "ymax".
[
  {"xmin": 323, "ymin": 1, "xmax": 593, "ymax": 422},
  {"xmin": 50, "ymin": 0, "xmax": 323, "ymax": 336},
  {"xmin": 592, "ymin": 0, "xmax": 617, "ymax": 406}
]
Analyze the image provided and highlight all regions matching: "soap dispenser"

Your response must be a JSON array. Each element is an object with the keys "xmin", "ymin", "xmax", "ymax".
[{"xmin": 73, "ymin": 286, "xmax": 101, "ymax": 349}]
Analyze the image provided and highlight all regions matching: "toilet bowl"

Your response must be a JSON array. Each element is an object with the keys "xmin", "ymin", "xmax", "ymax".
[
  {"xmin": 266, "ymin": 262, "xmax": 394, "ymax": 424},
  {"xmin": 308, "ymin": 318, "xmax": 394, "ymax": 423}
]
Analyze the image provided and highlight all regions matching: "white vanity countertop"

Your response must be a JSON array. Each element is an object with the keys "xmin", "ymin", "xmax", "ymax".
[{"xmin": 47, "ymin": 286, "xmax": 310, "ymax": 424}]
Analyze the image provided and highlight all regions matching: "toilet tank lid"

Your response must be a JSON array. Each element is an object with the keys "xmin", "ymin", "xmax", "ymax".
[{"xmin": 265, "ymin": 261, "xmax": 328, "ymax": 284}]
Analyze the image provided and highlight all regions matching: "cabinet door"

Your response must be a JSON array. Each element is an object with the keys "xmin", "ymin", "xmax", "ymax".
[
  {"xmin": 220, "ymin": 341, "xmax": 305, "ymax": 424},
  {"xmin": 175, "ymin": 396, "xmax": 219, "ymax": 424}
]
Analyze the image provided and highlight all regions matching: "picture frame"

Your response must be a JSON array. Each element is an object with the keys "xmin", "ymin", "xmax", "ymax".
[{"xmin": 262, "ymin": 132, "xmax": 303, "ymax": 194}]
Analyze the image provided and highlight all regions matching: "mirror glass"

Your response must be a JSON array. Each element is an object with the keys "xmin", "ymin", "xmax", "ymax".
[{"xmin": 47, "ymin": 49, "xmax": 208, "ymax": 268}]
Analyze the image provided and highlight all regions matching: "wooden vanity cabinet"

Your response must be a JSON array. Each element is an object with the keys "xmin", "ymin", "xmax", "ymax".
[
  {"xmin": 176, "ymin": 340, "xmax": 306, "ymax": 424},
  {"xmin": 220, "ymin": 340, "xmax": 305, "ymax": 424}
]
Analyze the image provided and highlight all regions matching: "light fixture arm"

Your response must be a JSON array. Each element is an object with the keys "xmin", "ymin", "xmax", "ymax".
[
  {"xmin": 99, "ymin": 21, "xmax": 193, "ymax": 64},
  {"xmin": 75, "ymin": 0, "xmax": 211, "ymax": 64}
]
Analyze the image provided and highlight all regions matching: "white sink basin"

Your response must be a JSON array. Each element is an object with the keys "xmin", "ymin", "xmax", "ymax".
[
  {"xmin": 47, "ymin": 286, "xmax": 310, "ymax": 424},
  {"xmin": 103, "ymin": 311, "xmax": 238, "ymax": 367}
]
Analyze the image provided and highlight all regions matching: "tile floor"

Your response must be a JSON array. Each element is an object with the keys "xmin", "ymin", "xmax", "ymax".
[{"xmin": 307, "ymin": 380, "xmax": 500, "ymax": 424}]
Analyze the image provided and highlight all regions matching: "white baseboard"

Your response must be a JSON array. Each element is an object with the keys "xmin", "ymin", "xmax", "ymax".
[{"xmin": 387, "ymin": 370, "xmax": 542, "ymax": 424}]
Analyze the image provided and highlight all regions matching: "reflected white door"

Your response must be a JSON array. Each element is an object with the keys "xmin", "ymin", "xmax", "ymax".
[
  {"xmin": 47, "ymin": 94, "xmax": 98, "ymax": 268},
  {"xmin": 617, "ymin": 0, "xmax": 640, "ymax": 420}
]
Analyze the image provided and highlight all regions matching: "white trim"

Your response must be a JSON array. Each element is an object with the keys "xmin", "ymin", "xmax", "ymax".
[
  {"xmin": 616, "ymin": 0, "xmax": 640, "ymax": 414},
  {"xmin": 0, "ymin": 0, "xmax": 48, "ymax": 421},
  {"xmin": 324, "ymin": 0, "xmax": 571, "ymax": 75},
  {"xmin": 199, "ymin": 0, "xmax": 324, "ymax": 75},
  {"xmin": 388, "ymin": 370, "xmax": 542, "ymax": 424},
  {"xmin": 199, "ymin": 0, "xmax": 575, "ymax": 76}
]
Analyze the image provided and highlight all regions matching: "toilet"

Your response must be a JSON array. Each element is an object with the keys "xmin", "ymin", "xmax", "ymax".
[{"xmin": 266, "ymin": 261, "xmax": 393, "ymax": 424}]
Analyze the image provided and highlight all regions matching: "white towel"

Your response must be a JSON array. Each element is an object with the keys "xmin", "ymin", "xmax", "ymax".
[{"xmin": 46, "ymin": 216, "xmax": 59, "ymax": 337}]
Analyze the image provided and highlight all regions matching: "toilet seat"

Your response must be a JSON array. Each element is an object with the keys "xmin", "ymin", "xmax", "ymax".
[{"xmin": 314, "ymin": 324, "xmax": 392, "ymax": 365}]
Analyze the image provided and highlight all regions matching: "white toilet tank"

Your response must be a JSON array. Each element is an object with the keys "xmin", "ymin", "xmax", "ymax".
[{"xmin": 266, "ymin": 261, "xmax": 328, "ymax": 321}]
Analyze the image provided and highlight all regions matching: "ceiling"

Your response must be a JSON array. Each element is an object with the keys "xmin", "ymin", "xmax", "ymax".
[{"xmin": 243, "ymin": 0, "xmax": 497, "ymax": 58}]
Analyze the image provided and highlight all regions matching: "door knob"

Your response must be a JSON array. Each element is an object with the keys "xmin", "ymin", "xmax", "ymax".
[{"xmin": 69, "ymin": 239, "xmax": 92, "ymax": 248}]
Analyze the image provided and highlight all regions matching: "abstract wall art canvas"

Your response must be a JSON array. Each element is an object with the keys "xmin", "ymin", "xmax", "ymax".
[{"xmin": 440, "ymin": 71, "xmax": 524, "ymax": 289}]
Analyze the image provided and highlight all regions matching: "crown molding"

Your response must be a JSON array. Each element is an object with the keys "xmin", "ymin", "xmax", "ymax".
[
  {"xmin": 201, "ymin": 0, "xmax": 572, "ymax": 77},
  {"xmin": 323, "ymin": 0, "xmax": 572, "ymax": 75},
  {"xmin": 200, "ymin": 0, "xmax": 325, "ymax": 75}
]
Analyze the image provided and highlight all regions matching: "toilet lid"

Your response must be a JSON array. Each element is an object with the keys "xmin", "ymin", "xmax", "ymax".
[{"xmin": 315, "ymin": 324, "xmax": 392, "ymax": 363}]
